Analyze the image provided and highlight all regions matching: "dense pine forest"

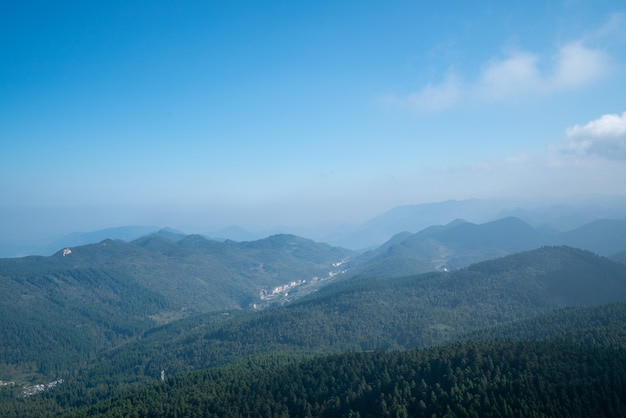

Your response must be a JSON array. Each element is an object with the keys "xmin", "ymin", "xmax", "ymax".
[
  {"xmin": 3, "ymin": 301, "xmax": 626, "ymax": 417},
  {"xmin": 73, "ymin": 339, "xmax": 626, "ymax": 417}
]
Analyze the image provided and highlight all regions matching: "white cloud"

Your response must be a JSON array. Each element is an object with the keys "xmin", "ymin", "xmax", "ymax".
[
  {"xmin": 563, "ymin": 112, "xmax": 626, "ymax": 160},
  {"xmin": 390, "ymin": 16, "xmax": 613, "ymax": 112},
  {"xmin": 504, "ymin": 153, "xmax": 531, "ymax": 166},
  {"xmin": 478, "ymin": 51, "xmax": 542, "ymax": 99},
  {"xmin": 470, "ymin": 153, "xmax": 531, "ymax": 173},
  {"xmin": 403, "ymin": 73, "xmax": 461, "ymax": 112},
  {"xmin": 473, "ymin": 41, "xmax": 608, "ymax": 101},
  {"xmin": 549, "ymin": 41, "xmax": 608, "ymax": 89}
]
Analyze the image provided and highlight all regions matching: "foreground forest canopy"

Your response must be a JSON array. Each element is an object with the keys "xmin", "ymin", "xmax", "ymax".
[
  {"xmin": 1, "ymin": 223, "xmax": 626, "ymax": 416},
  {"xmin": 73, "ymin": 339, "xmax": 626, "ymax": 417},
  {"xmin": 4, "ymin": 302, "xmax": 626, "ymax": 417}
]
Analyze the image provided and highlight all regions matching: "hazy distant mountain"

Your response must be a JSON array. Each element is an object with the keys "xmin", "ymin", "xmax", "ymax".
[
  {"xmin": 19, "ymin": 225, "xmax": 163, "ymax": 257},
  {"xmin": 3, "ymin": 195, "xmax": 625, "ymax": 257},
  {"xmin": 333, "ymin": 199, "xmax": 506, "ymax": 249},
  {"xmin": 559, "ymin": 219, "xmax": 626, "ymax": 256},
  {"xmin": 351, "ymin": 217, "xmax": 626, "ymax": 278},
  {"xmin": 205, "ymin": 225, "xmax": 265, "ymax": 242},
  {"xmin": 332, "ymin": 195, "xmax": 626, "ymax": 249}
]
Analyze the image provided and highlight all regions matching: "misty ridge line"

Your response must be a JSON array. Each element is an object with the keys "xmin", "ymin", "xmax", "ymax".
[{"xmin": 4, "ymin": 195, "xmax": 626, "ymax": 259}]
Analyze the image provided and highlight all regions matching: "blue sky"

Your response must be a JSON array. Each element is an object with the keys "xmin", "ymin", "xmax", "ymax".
[{"xmin": 2, "ymin": 1, "xmax": 626, "ymax": 243}]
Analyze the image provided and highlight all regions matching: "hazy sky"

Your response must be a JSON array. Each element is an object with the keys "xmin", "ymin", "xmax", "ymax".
[{"xmin": 2, "ymin": 1, "xmax": 626, "ymax": 241}]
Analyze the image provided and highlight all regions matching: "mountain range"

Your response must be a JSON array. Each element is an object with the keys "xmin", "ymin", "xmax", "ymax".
[
  {"xmin": 351, "ymin": 216, "xmax": 626, "ymax": 278},
  {"xmin": 2, "ymin": 202, "xmax": 626, "ymax": 416},
  {"xmin": 0, "ymin": 231, "xmax": 350, "ymax": 383},
  {"xmin": 94, "ymin": 245, "xmax": 626, "ymax": 380},
  {"xmin": 326, "ymin": 194, "xmax": 626, "ymax": 249},
  {"xmin": 2, "ymin": 245, "xmax": 626, "ymax": 416},
  {"xmin": 3, "ymin": 195, "xmax": 626, "ymax": 258}
]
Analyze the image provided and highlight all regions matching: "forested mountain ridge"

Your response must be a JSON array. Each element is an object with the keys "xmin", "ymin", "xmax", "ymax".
[
  {"xmin": 191, "ymin": 246, "xmax": 626, "ymax": 356},
  {"xmin": 0, "ymin": 232, "xmax": 352, "ymax": 314},
  {"xmin": 0, "ymin": 233, "xmax": 352, "ymax": 382},
  {"xmin": 351, "ymin": 217, "xmax": 626, "ymax": 278}
]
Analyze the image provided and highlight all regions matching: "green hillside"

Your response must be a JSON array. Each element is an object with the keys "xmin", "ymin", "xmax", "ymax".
[
  {"xmin": 69, "ymin": 233, "xmax": 353, "ymax": 313},
  {"xmin": 0, "ymin": 251, "xmax": 168, "ymax": 381},
  {"xmin": 466, "ymin": 301, "xmax": 626, "ymax": 344},
  {"xmin": 0, "ymin": 233, "xmax": 352, "ymax": 382},
  {"xmin": 2, "ymin": 246, "xmax": 626, "ymax": 416},
  {"xmin": 9, "ymin": 246, "xmax": 623, "ymax": 407}
]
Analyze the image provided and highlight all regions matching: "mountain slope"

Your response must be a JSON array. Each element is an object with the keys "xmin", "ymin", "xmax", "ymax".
[
  {"xmin": 0, "ymin": 247, "xmax": 169, "ymax": 380},
  {"xmin": 466, "ymin": 301, "xmax": 626, "ymax": 344},
  {"xmin": 61, "ymin": 246, "xmax": 626, "ymax": 391},
  {"xmin": 0, "ymin": 233, "xmax": 352, "ymax": 382},
  {"xmin": 559, "ymin": 219, "xmax": 626, "ymax": 256}
]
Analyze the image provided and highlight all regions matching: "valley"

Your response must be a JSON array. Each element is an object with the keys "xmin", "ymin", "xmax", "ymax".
[
  {"xmin": 255, "ymin": 257, "xmax": 350, "ymax": 308},
  {"xmin": 1, "ymin": 214, "xmax": 626, "ymax": 416}
]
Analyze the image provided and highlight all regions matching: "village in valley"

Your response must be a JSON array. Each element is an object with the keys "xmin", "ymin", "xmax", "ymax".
[
  {"xmin": 1, "ymin": 378, "xmax": 64, "ymax": 398},
  {"xmin": 253, "ymin": 258, "xmax": 349, "ymax": 309}
]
